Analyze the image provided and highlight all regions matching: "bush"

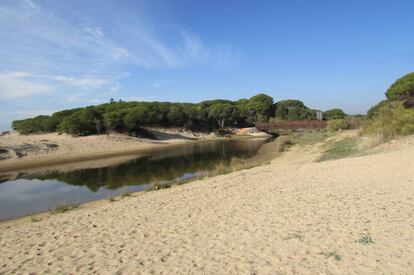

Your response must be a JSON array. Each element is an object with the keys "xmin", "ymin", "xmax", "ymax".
[
  {"xmin": 363, "ymin": 101, "xmax": 414, "ymax": 139},
  {"xmin": 327, "ymin": 117, "xmax": 362, "ymax": 132}
]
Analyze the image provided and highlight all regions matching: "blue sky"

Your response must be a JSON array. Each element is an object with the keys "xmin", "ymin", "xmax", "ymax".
[{"xmin": 1, "ymin": 0, "xmax": 414, "ymax": 130}]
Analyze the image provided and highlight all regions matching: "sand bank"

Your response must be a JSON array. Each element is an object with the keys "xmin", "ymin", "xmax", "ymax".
[
  {"xmin": 1, "ymin": 134, "xmax": 413, "ymax": 274},
  {"xmin": 0, "ymin": 129, "xmax": 268, "ymax": 173},
  {"xmin": 0, "ymin": 131, "xmax": 204, "ymax": 173}
]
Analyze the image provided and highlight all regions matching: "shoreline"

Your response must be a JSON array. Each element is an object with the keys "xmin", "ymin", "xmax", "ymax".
[
  {"xmin": 0, "ymin": 136, "xmax": 274, "ymax": 222},
  {"xmin": 0, "ymin": 139, "xmax": 191, "ymax": 174},
  {"xmin": 1, "ymin": 134, "xmax": 413, "ymax": 273},
  {"xmin": 0, "ymin": 131, "xmax": 271, "ymax": 174}
]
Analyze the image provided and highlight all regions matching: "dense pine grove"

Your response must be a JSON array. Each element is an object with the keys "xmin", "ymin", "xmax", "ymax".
[{"xmin": 12, "ymin": 93, "xmax": 346, "ymax": 136}]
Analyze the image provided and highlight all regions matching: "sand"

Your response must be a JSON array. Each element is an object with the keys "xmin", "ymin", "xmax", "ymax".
[
  {"xmin": 0, "ymin": 131, "xmax": 199, "ymax": 173},
  {"xmin": 1, "ymin": 134, "xmax": 414, "ymax": 274}
]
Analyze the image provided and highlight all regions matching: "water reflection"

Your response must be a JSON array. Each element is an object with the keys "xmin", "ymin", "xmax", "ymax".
[{"xmin": 0, "ymin": 138, "xmax": 267, "ymax": 220}]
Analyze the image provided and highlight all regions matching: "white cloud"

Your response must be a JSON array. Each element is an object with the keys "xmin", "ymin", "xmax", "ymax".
[
  {"xmin": 52, "ymin": 75, "xmax": 109, "ymax": 88},
  {"xmin": 0, "ymin": 0, "xmax": 238, "ymax": 128},
  {"xmin": 0, "ymin": 71, "xmax": 54, "ymax": 99},
  {"xmin": 0, "ymin": 0, "xmax": 236, "ymax": 74},
  {"xmin": 85, "ymin": 27, "xmax": 104, "ymax": 38},
  {"xmin": 151, "ymin": 80, "xmax": 170, "ymax": 88}
]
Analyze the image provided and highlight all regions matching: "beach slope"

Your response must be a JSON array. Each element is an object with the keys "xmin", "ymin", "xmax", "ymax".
[{"xmin": 1, "ymin": 136, "xmax": 413, "ymax": 274}]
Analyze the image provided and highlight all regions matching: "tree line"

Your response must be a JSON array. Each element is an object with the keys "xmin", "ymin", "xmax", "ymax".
[{"xmin": 12, "ymin": 93, "xmax": 346, "ymax": 136}]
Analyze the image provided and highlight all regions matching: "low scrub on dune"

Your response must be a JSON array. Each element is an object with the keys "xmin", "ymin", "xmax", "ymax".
[
  {"xmin": 363, "ymin": 72, "xmax": 414, "ymax": 141},
  {"xmin": 363, "ymin": 101, "xmax": 414, "ymax": 140},
  {"xmin": 327, "ymin": 116, "xmax": 362, "ymax": 132},
  {"xmin": 319, "ymin": 137, "xmax": 360, "ymax": 161}
]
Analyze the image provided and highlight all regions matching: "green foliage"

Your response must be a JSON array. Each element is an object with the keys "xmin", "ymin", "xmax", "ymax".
[
  {"xmin": 274, "ymin": 100, "xmax": 314, "ymax": 121},
  {"xmin": 245, "ymin": 93, "xmax": 274, "ymax": 123},
  {"xmin": 103, "ymin": 110, "xmax": 125, "ymax": 133},
  {"xmin": 12, "ymin": 94, "xmax": 338, "ymax": 136},
  {"xmin": 323, "ymin": 108, "xmax": 347, "ymax": 120},
  {"xmin": 12, "ymin": 115, "xmax": 54, "ymax": 134},
  {"xmin": 319, "ymin": 137, "xmax": 360, "ymax": 161},
  {"xmin": 59, "ymin": 108, "xmax": 103, "ymax": 136},
  {"xmin": 385, "ymin": 72, "xmax": 414, "ymax": 101},
  {"xmin": 31, "ymin": 216, "xmax": 42, "ymax": 222},
  {"xmin": 167, "ymin": 105, "xmax": 188, "ymax": 126},
  {"xmin": 355, "ymin": 235, "xmax": 375, "ymax": 245},
  {"xmin": 366, "ymin": 100, "xmax": 388, "ymax": 119},
  {"xmin": 123, "ymin": 107, "xmax": 155, "ymax": 132},
  {"xmin": 327, "ymin": 117, "xmax": 362, "ymax": 132},
  {"xmin": 363, "ymin": 101, "xmax": 414, "ymax": 139},
  {"xmin": 50, "ymin": 203, "xmax": 79, "ymax": 214},
  {"xmin": 364, "ymin": 72, "xmax": 414, "ymax": 140},
  {"xmin": 207, "ymin": 103, "xmax": 240, "ymax": 128},
  {"xmin": 321, "ymin": 251, "xmax": 342, "ymax": 261}
]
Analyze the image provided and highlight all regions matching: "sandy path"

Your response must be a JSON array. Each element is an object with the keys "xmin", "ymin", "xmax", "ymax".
[{"xmin": 1, "ymin": 138, "xmax": 414, "ymax": 274}]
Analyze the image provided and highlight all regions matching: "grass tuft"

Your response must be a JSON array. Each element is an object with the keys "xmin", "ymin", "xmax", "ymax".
[
  {"xmin": 321, "ymin": 251, "xmax": 342, "ymax": 261},
  {"xmin": 50, "ymin": 203, "xmax": 79, "ymax": 214},
  {"xmin": 121, "ymin": 191, "xmax": 132, "ymax": 198},
  {"xmin": 108, "ymin": 196, "xmax": 117, "ymax": 202},
  {"xmin": 355, "ymin": 235, "xmax": 375, "ymax": 245},
  {"xmin": 31, "ymin": 216, "xmax": 42, "ymax": 222}
]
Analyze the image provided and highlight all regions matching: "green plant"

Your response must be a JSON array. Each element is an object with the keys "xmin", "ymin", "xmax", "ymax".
[
  {"xmin": 321, "ymin": 251, "xmax": 341, "ymax": 261},
  {"xmin": 323, "ymin": 108, "xmax": 347, "ymax": 120},
  {"xmin": 31, "ymin": 216, "xmax": 42, "ymax": 222},
  {"xmin": 50, "ymin": 203, "xmax": 79, "ymax": 214},
  {"xmin": 319, "ymin": 137, "xmax": 360, "ymax": 161},
  {"xmin": 356, "ymin": 235, "xmax": 375, "ymax": 245},
  {"xmin": 289, "ymin": 131, "xmax": 330, "ymax": 146},
  {"xmin": 363, "ymin": 101, "xmax": 414, "ymax": 139},
  {"xmin": 385, "ymin": 72, "xmax": 414, "ymax": 101}
]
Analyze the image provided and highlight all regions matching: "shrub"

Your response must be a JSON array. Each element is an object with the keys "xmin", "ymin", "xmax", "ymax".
[
  {"xmin": 327, "ymin": 119, "xmax": 350, "ymax": 132},
  {"xmin": 327, "ymin": 116, "xmax": 362, "ymax": 132},
  {"xmin": 363, "ymin": 101, "xmax": 414, "ymax": 139}
]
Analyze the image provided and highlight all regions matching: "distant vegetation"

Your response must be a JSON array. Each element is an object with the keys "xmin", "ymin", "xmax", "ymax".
[
  {"xmin": 12, "ymin": 94, "xmax": 346, "ymax": 136},
  {"xmin": 364, "ymin": 72, "xmax": 414, "ymax": 139}
]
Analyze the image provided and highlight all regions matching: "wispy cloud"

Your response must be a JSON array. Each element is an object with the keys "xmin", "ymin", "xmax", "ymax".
[
  {"xmin": 0, "ymin": 0, "xmax": 237, "ymax": 129},
  {"xmin": 0, "ymin": 71, "xmax": 54, "ymax": 99},
  {"xmin": 0, "ymin": 0, "xmax": 236, "ymax": 73},
  {"xmin": 51, "ymin": 75, "xmax": 109, "ymax": 88},
  {"xmin": 84, "ymin": 27, "xmax": 104, "ymax": 38},
  {"xmin": 151, "ymin": 80, "xmax": 170, "ymax": 89}
]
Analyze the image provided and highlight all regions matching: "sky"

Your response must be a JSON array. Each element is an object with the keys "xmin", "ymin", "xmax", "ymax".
[{"xmin": 1, "ymin": 0, "xmax": 414, "ymax": 130}]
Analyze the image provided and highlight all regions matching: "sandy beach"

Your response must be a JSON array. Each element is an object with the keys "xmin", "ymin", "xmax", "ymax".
[
  {"xmin": 1, "ymin": 134, "xmax": 413, "ymax": 274},
  {"xmin": 0, "ymin": 130, "xmax": 208, "ymax": 173},
  {"xmin": 0, "ymin": 128, "xmax": 269, "ymax": 173}
]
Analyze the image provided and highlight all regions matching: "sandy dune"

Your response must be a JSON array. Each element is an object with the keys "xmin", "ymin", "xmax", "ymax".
[
  {"xmin": 0, "ymin": 131, "xmax": 196, "ymax": 172},
  {"xmin": 1, "ymin": 136, "xmax": 414, "ymax": 274}
]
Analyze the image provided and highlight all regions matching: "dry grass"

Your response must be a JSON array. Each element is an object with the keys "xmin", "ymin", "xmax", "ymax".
[
  {"xmin": 358, "ymin": 134, "xmax": 386, "ymax": 151},
  {"xmin": 30, "ymin": 216, "xmax": 42, "ymax": 222},
  {"xmin": 50, "ymin": 203, "xmax": 79, "ymax": 214}
]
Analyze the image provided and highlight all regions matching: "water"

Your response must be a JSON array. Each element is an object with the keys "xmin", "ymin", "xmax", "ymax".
[{"xmin": 0, "ymin": 138, "xmax": 269, "ymax": 220}]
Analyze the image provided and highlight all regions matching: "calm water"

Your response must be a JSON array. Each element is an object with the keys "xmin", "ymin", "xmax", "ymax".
[{"xmin": 0, "ymin": 138, "xmax": 268, "ymax": 220}]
